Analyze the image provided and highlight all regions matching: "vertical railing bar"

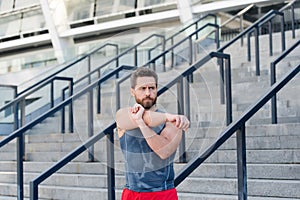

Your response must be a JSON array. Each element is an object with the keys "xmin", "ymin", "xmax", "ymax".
[
  {"xmin": 177, "ymin": 78, "xmax": 186, "ymax": 163},
  {"xmin": 281, "ymin": 14, "xmax": 286, "ymax": 52},
  {"xmin": 254, "ymin": 26, "xmax": 260, "ymax": 76},
  {"xmin": 116, "ymin": 81, "xmax": 121, "ymax": 111},
  {"xmin": 162, "ymin": 36, "xmax": 166, "ymax": 70},
  {"xmin": 291, "ymin": 4, "xmax": 295, "ymax": 39},
  {"xmin": 189, "ymin": 36, "xmax": 193, "ymax": 65},
  {"xmin": 87, "ymin": 89, "xmax": 94, "ymax": 161},
  {"xmin": 69, "ymin": 79, "xmax": 74, "ymax": 133},
  {"xmin": 269, "ymin": 21, "xmax": 273, "ymax": 56},
  {"xmin": 171, "ymin": 38, "xmax": 174, "ymax": 68},
  {"xmin": 236, "ymin": 124, "xmax": 248, "ymax": 200},
  {"xmin": 247, "ymin": 32, "xmax": 251, "ymax": 62},
  {"xmin": 219, "ymin": 58, "xmax": 225, "ymax": 104},
  {"xmin": 61, "ymin": 89, "xmax": 65, "ymax": 133},
  {"xmin": 13, "ymin": 101, "xmax": 19, "ymax": 130},
  {"xmin": 134, "ymin": 47, "xmax": 138, "ymax": 66},
  {"xmin": 17, "ymin": 134, "xmax": 24, "ymax": 200},
  {"xmin": 216, "ymin": 25, "xmax": 220, "ymax": 49},
  {"xmin": 88, "ymin": 55, "xmax": 92, "ymax": 84},
  {"xmin": 20, "ymin": 99, "xmax": 26, "ymax": 159},
  {"xmin": 240, "ymin": 15, "xmax": 244, "ymax": 46},
  {"xmin": 107, "ymin": 128, "xmax": 116, "ymax": 200},
  {"xmin": 225, "ymin": 56, "xmax": 233, "ymax": 125},
  {"xmin": 50, "ymin": 81, "xmax": 54, "ymax": 108},
  {"xmin": 97, "ymin": 70, "xmax": 101, "ymax": 114},
  {"xmin": 270, "ymin": 62, "xmax": 277, "ymax": 124}
]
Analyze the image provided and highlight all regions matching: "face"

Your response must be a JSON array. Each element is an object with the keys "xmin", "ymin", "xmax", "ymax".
[{"xmin": 131, "ymin": 76, "xmax": 157, "ymax": 109}]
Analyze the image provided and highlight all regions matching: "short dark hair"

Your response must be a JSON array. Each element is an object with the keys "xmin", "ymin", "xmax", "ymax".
[{"xmin": 130, "ymin": 67, "xmax": 158, "ymax": 88}]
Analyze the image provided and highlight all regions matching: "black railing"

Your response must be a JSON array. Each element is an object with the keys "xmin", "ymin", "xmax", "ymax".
[
  {"xmin": 174, "ymin": 63, "xmax": 299, "ymax": 200},
  {"xmin": 29, "ymin": 51, "xmax": 231, "ymax": 200},
  {"xmin": 0, "ymin": 65, "xmax": 136, "ymax": 200},
  {"xmin": 0, "ymin": 76, "xmax": 74, "ymax": 134},
  {"xmin": 0, "ymin": 43, "xmax": 118, "ymax": 133},
  {"xmin": 219, "ymin": 9, "xmax": 287, "ymax": 76},
  {"xmin": 270, "ymin": 39, "xmax": 300, "ymax": 123}
]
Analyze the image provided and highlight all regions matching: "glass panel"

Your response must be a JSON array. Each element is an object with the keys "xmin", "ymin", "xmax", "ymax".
[
  {"xmin": 0, "ymin": 14, "xmax": 21, "ymax": 37},
  {"xmin": 95, "ymin": 0, "xmax": 135, "ymax": 17},
  {"xmin": 0, "ymin": 0, "xmax": 14, "ymax": 13},
  {"xmin": 14, "ymin": 0, "xmax": 40, "ymax": 9},
  {"xmin": 21, "ymin": 9, "xmax": 46, "ymax": 32},
  {"xmin": 66, "ymin": 0, "xmax": 94, "ymax": 21}
]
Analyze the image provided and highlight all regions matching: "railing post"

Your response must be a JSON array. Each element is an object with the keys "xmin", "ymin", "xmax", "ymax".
[
  {"xmin": 69, "ymin": 79, "xmax": 74, "ymax": 133},
  {"xmin": 87, "ymin": 89, "xmax": 94, "ymax": 161},
  {"xmin": 236, "ymin": 124, "xmax": 248, "ymax": 200},
  {"xmin": 97, "ymin": 70, "xmax": 101, "ymax": 114},
  {"xmin": 247, "ymin": 32, "xmax": 251, "ymax": 62},
  {"xmin": 291, "ymin": 4, "xmax": 295, "ymax": 39},
  {"xmin": 280, "ymin": 14, "xmax": 286, "ymax": 52},
  {"xmin": 17, "ymin": 134, "xmax": 24, "ymax": 200},
  {"xmin": 134, "ymin": 47, "xmax": 138, "ymax": 66},
  {"xmin": 50, "ymin": 81, "xmax": 54, "ymax": 108},
  {"xmin": 61, "ymin": 89, "xmax": 66, "ymax": 133},
  {"xmin": 13, "ymin": 101, "xmax": 19, "ymax": 130},
  {"xmin": 254, "ymin": 26, "xmax": 260, "ymax": 76},
  {"xmin": 240, "ymin": 15, "xmax": 244, "ymax": 46},
  {"xmin": 162, "ymin": 36, "xmax": 166, "ymax": 72},
  {"xmin": 171, "ymin": 38, "xmax": 175, "ymax": 68},
  {"xmin": 215, "ymin": 25, "xmax": 220, "ymax": 49},
  {"xmin": 177, "ymin": 78, "xmax": 186, "ymax": 163},
  {"xmin": 270, "ymin": 62, "xmax": 277, "ymax": 124},
  {"xmin": 225, "ymin": 56, "xmax": 232, "ymax": 125},
  {"xmin": 218, "ymin": 57, "xmax": 225, "ymax": 104},
  {"xmin": 107, "ymin": 128, "xmax": 115, "ymax": 200},
  {"xmin": 30, "ymin": 181, "xmax": 38, "ymax": 200},
  {"xmin": 269, "ymin": 21, "xmax": 273, "ymax": 56}
]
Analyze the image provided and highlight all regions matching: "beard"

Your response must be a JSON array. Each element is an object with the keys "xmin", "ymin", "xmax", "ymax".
[{"xmin": 136, "ymin": 97, "xmax": 157, "ymax": 110}]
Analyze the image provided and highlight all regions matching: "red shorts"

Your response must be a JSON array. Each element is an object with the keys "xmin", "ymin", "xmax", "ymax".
[{"xmin": 121, "ymin": 188, "xmax": 178, "ymax": 200}]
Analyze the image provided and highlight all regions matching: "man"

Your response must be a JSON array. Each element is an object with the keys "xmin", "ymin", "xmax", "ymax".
[{"xmin": 116, "ymin": 67, "xmax": 190, "ymax": 199}]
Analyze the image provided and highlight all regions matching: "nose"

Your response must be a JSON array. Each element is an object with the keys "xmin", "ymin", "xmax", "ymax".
[{"xmin": 145, "ymin": 88, "xmax": 150, "ymax": 96}]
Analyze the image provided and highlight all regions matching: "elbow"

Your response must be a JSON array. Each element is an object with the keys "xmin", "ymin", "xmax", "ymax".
[{"xmin": 156, "ymin": 151, "xmax": 172, "ymax": 160}]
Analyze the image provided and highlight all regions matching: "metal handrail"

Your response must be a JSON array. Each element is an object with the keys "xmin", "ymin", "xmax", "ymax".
[
  {"xmin": 218, "ymin": 9, "xmax": 287, "ymax": 76},
  {"xmin": 142, "ymin": 23, "xmax": 220, "ymax": 69},
  {"xmin": 0, "ymin": 43, "xmax": 118, "ymax": 132},
  {"xmin": 279, "ymin": 0, "xmax": 298, "ymax": 39},
  {"xmin": 270, "ymin": 39, "xmax": 300, "ymax": 123},
  {"xmin": 29, "ymin": 51, "xmax": 232, "ymax": 200},
  {"xmin": 0, "ymin": 65, "xmax": 136, "ymax": 200},
  {"xmin": 1, "ymin": 13, "xmax": 219, "ymax": 136},
  {"xmin": 199, "ymin": 4, "xmax": 254, "ymax": 45},
  {"xmin": 0, "ymin": 76, "xmax": 73, "ymax": 133},
  {"xmin": 174, "ymin": 63, "xmax": 300, "ymax": 199}
]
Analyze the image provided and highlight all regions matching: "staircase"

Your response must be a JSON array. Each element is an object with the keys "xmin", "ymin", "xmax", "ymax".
[{"xmin": 0, "ymin": 10, "xmax": 300, "ymax": 200}]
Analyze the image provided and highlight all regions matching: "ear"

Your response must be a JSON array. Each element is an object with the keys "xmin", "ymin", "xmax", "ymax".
[{"xmin": 130, "ymin": 88, "xmax": 135, "ymax": 96}]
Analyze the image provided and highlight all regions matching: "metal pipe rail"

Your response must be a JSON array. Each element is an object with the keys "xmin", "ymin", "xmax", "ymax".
[
  {"xmin": 29, "ymin": 51, "xmax": 232, "ymax": 200},
  {"xmin": 17, "ymin": 43, "xmax": 119, "ymax": 97},
  {"xmin": 219, "ymin": 9, "xmax": 286, "ymax": 76},
  {"xmin": 270, "ymin": 39, "xmax": 300, "ymax": 123},
  {"xmin": 0, "ymin": 43, "xmax": 118, "ymax": 132},
  {"xmin": 279, "ymin": 0, "xmax": 298, "ymax": 39},
  {"xmin": 174, "ymin": 63, "xmax": 300, "ymax": 200},
  {"xmin": 0, "ymin": 76, "xmax": 73, "ymax": 133},
  {"xmin": 149, "ymin": 13, "xmax": 217, "ymax": 63},
  {"xmin": 142, "ymin": 23, "xmax": 220, "ymax": 69},
  {"xmin": 0, "ymin": 65, "xmax": 136, "ymax": 200}
]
